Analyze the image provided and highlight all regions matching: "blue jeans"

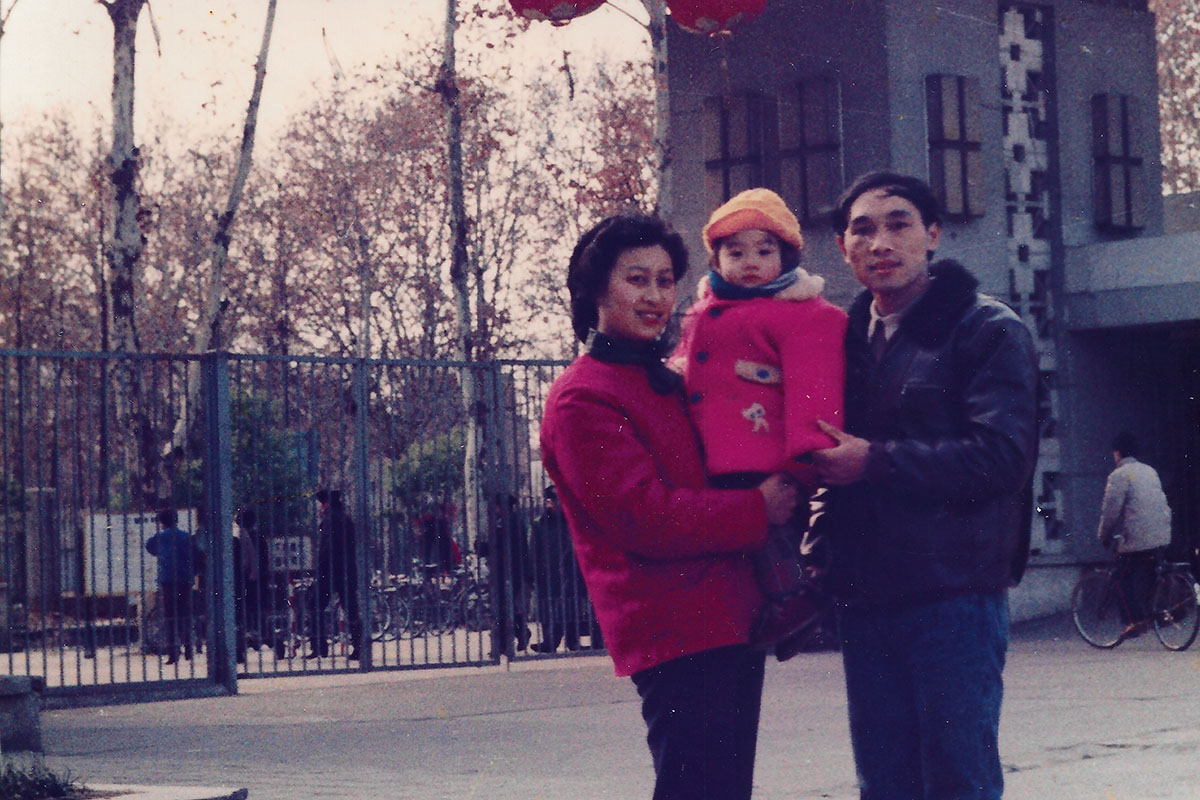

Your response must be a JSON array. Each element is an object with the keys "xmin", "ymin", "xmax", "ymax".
[{"xmin": 839, "ymin": 592, "xmax": 1008, "ymax": 800}]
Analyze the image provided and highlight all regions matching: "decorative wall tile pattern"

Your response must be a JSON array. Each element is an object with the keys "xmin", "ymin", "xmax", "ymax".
[{"xmin": 1000, "ymin": 3, "xmax": 1064, "ymax": 552}]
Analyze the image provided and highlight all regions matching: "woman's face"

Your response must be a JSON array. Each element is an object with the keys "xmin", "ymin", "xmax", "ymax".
[{"xmin": 595, "ymin": 244, "xmax": 677, "ymax": 343}]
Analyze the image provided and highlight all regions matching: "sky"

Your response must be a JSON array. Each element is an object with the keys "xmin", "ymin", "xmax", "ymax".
[{"xmin": 0, "ymin": 0, "xmax": 650, "ymax": 146}]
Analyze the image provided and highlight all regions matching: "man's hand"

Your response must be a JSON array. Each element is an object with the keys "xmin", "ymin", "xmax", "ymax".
[
  {"xmin": 812, "ymin": 420, "xmax": 872, "ymax": 486},
  {"xmin": 757, "ymin": 473, "xmax": 799, "ymax": 525}
]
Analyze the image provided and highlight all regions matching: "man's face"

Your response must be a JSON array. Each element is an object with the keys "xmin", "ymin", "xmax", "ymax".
[{"xmin": 837, "ymin": 188, "xmax": 941, "ymax": 314}]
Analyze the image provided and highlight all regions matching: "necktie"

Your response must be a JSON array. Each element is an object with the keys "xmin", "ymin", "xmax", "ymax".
[{"xmin": 870, "ymin": 321, "xmax": 888, "ymax": 362}]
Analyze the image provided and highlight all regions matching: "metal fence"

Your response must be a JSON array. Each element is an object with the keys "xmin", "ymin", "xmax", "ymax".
[{"xmin": 0, "ymin": 349, "xmax": 599, "ymax": 705}]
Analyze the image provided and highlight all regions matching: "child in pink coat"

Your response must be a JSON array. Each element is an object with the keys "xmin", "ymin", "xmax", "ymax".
[{"xmin": 671, "ymin": 188, "xmax": 848, "ymax": 659}]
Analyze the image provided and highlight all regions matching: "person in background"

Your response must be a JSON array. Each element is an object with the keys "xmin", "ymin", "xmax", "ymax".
[
  {"xmin": 530, "ymin": 485, "xmax": 588, "ymax": 653},
  {"xmin": 146, "ymin": 509, "xmax": 197, "ymax": 665},
  {"xmin": 234, "ymin": 508, "xmax": 264, "ymax": 663},
  {"xmin": 418, "ymin": 494, "xmax": 459, "ymax": 574},
  {"xmin": 309, "ymin": 489, "xmax": 362, "ymax": 661},
  {"xmin": 485, "ymin": 493, "xmax": 532, "ymax": 654},
  {"xmin": 1097, "ymin": 430, "xmax": 1173, "ymax": 638},
  {"xmin": 540, "ymin": 214, "xmax": 798, "ymax": 800}
]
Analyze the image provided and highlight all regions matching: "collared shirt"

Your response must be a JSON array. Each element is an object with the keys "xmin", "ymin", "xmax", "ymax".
[
  {"xmin": 868, "ymin": 302, "xmax": 907, "ymax": 343},
  {"xmin": 867, "ymin": 284, "xmax": 931, "ymax": 342}
]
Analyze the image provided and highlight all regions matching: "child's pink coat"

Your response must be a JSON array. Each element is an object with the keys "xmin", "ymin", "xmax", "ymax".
[{"xmin": 670, "ymin": 270, "xmax": 848, "ymax": 486}]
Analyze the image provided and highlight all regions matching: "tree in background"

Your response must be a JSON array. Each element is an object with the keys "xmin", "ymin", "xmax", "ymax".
[{"xmin": 1150, "ymin": 0, "xmax": 1200, "ymax": 195}]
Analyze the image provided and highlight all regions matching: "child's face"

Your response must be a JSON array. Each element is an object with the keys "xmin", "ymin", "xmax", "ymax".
[{"xmin": 715, "ymin": 229, "xmax": 784, "ymax": 288}]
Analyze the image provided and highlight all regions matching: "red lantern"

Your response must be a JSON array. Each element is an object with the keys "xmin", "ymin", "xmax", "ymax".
[
  {"xmin": 666, "ymin": 0, "xmax": 766, "ymax": 35},
  {"xmin": 509, "ymin": 0, "xmax": 606, "ymax": 25}
]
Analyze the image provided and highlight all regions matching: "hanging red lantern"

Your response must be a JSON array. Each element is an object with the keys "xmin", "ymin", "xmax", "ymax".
[
  {"xmin": 666, "ymin": 0, "xmax": 767, "ymax": 35},
  {"xmin": 508, "ymin": 0, "xmax": 606, "ymax": 26}
]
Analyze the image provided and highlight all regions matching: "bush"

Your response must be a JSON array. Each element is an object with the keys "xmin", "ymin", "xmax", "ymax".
[{"xmin": 0, "ymin": 760, "xmax": 82, "ymax": 800}]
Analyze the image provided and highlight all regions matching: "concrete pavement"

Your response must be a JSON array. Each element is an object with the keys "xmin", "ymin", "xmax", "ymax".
[{"xmin": 40, "ymin": 614, "xmax": 1200, "ymax": 799}]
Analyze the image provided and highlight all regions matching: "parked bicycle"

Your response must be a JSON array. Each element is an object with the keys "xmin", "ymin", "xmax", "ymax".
[
  {"xmin": 370, "ymin": 558, "xmax": 491, "ymax": 640},
  {"xmin": 1071, "ymin": 554, "xmax": 1200, "ymax": 650},
  {"xmin": 267, "ymin": 575, "xmax": 354, "ymax": 658}
]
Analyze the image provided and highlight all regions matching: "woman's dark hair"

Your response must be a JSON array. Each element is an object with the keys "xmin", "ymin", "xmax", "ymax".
[
  {"xmin": 709, "ymin": 234, "xmax": 802, "ymax": 274},
  {"xmin": 831, "ymin": 171, "xmax": 944, "ymax": 233},
  {"xmin": 567, "ymin": 214, "xmax": 689, "ymax": 343},
  {"xmin": 1112, "ymin": 431, "xmax": 1140, "ymax": 458}
]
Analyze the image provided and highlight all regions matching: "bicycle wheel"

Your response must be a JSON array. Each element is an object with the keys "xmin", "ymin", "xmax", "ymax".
[
  {"xmin": 1153, "ymin": 571, "xmax": 1200, "ymax": 651},
  {"xmin": 390, "ymin": 591, "xmax": 414, "ymax": 639},
  {"xmin": 1071, "ymin": 570, "xmax": 1124, "ymax": 648},
  {"xmin": 369, "ymin": 589, "xmax": 394, "ymax": 642},
  {"xmin": 425, "ymin": 586, "xmax": 456, "ymax": 635},
  {"xmin": 459, "ymin": 581, "xmax": 492, "ymax": 633}
]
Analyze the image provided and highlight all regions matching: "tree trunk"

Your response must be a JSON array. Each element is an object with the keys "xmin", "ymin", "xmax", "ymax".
[
  {"xmin": 166, "ymin": 0, "xmax": 278, "ymax": 465},
  {"xmin": 196, "ymin": 0, "xmax": 277, "ymax": 355},
  {"xmin": 99, "ymin": 0, "xmax": 169, "ymax": 508},
  {"xmin": 642, "ymin": 0, "xmax": 671, "ymax": 218},
  {"xmin": 103, "ymin": 0, "xmax": 146, "ymax": 356},
  {"xmin": 0, "ymin": 1, "xmax": 20, "ymax": 247},
  {"xmin": 440, "ymin": 0, "xmax": 484, "ymax": 550}
]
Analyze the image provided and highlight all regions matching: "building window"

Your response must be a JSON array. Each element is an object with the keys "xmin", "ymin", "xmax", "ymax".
[
  {"xmin": 926, "ymin": 74, "xmax": 984, "ymax": 220},
  {"xmin": 778, "ymin": 77, "xmax": 843, "ymax": 221},
  {"xmin": 1091, "ymin": 93, "xmax": 1143, "ymax": 233},
  {"xmin": 703, "ymin": 92, "xmax": 774, "ymax": 209}
]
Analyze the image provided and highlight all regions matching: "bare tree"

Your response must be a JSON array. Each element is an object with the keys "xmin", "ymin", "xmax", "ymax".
[
  {"xmin": 164, "ymin": 0, "xmax": 278, "ymax": 463},
  {"xmin": 0, "ymin": 0, "xmax": 22, "ymax": 246},
  {"xmin": 195, "ymin": 0, "xmax": 277, "ymax": 353},
  {"xmin": 1150, "ymin": 0, "xmax": 1200, "ymax": 194}
]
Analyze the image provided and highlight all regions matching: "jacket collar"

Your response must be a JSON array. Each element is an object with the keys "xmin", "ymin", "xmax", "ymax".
[
  {"xmin": 585, "ymin": 330, "xmax": 682, "ymax": 395},
  {"xmin": 848, "ymin": 260, "xmax": 979, "ymax": 348}
]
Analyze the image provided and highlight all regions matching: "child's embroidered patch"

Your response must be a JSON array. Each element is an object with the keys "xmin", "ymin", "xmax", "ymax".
[
  {"xmin": 742, "ymin": 402, "xmax": 769, "ymax": 433},
  {"xmin": 735, "ymin": 360, "xmax": 782, "ymax": 385}
]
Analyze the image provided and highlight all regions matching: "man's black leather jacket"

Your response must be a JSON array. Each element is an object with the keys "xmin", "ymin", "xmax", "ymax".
[{"xmin": 820, "ymin": 260, "xmax": 1039, "ymax": 608}]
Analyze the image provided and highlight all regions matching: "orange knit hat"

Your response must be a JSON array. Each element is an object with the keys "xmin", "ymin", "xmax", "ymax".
[{"xmin": 702, "ymin": 188, "xmax": 804, "ymax": 254}]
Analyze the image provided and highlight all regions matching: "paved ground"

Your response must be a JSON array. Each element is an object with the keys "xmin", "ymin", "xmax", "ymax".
[{"xmin": 40, "ymin": 614, "xmax": 1200, "ymax": 799}]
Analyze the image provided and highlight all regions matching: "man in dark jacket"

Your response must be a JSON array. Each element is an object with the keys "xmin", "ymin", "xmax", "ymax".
[
  {"xmin": 309, "ymin": 489, "xmax": 362, "ymax": 660},
  {"xmin": 813, "ymin": 172, "xmax": 1038, "ymax": 800}
]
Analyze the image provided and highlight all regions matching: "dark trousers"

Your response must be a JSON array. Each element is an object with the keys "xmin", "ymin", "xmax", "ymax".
[
  {"xmin": 631, "ymin": 644, "xmax": 766, "ymax": 800},
  {"xmin": 840, "ymin": 592, "xmax": 1008, "ymax": 800},
  {"xmin": 310, "ymin": 569, "xmax": 362, "ymax": 655},
  {"xmin": 1117, "ymin": 549, "xmax": 1159, "ymax": 623},
  {"xmin": 160, "ymin": 582, "xmax": 194, "ymax": 659}
]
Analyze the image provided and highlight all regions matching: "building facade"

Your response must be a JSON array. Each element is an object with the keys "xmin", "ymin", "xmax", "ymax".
[{"xmin": 666, "ymin": 0, "xmax": 1198, "ymax": 616}]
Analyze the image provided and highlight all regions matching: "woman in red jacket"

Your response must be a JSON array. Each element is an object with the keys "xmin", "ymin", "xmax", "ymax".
[{"xmin": 539, "ymin": 214, "xmax": 798, "ymax": 800}]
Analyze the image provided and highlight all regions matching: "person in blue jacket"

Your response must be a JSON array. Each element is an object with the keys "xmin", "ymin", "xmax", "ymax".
[{"xmin": 146, "ymin": 509, "xmax": 197, "ymax": 664}]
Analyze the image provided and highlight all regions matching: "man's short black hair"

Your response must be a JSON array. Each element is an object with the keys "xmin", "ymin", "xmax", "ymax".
[
  {"xmin": 832, "ymin": 171, "xmax": 944, "ymax": 233},
  {"xmin": 567, "ymin": 214, "xmax": 689, "ymax": 343},
  {"xmin": 1112, "ymin": 431, "xmax": 1140, "ymax": 458},
  {"xmin": 157, "ymin": 509, "xmax": 178, "ymax": 528}
]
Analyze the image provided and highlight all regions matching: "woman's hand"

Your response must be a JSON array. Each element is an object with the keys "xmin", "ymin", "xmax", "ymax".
[{"xmin": 758, "ymin": 473, "xmax": 799, "ymax": 525}]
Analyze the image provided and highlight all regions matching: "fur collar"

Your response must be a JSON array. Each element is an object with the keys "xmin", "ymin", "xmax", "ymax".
[
  {"xmin": 848, "ymin": 260, "xmax": 979, "ymax": 348},
  {"xmin": 694, "ymin": 267, "xmax": 826, "ymax": 304}
]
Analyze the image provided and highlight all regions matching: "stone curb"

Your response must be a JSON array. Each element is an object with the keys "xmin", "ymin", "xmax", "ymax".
[{"xmin": 87, "ymin": 785, "xmax": 247, "ymax": 800}]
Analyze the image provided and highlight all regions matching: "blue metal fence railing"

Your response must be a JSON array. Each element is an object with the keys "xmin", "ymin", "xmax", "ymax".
[{"xmin": 0, "ymin": 350, "xmax": 593, "ymax": 705}]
